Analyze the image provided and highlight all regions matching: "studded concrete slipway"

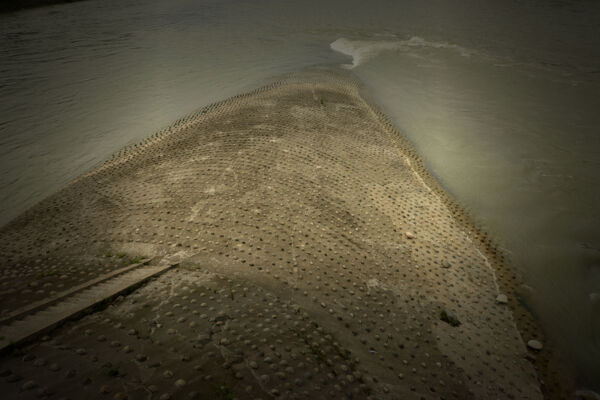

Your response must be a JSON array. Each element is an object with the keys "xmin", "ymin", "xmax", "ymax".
[{"xmin": 0, "ymin": 68, "xmax": 543, "ymax": 399}]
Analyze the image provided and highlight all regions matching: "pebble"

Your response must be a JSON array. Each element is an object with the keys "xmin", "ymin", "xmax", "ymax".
[
  {"xmin": 197, "ymin": 334, "xmax": 210, "ymax": 344},
  {"xmin": 527, "ymin": 340, "xmax": 543, "ymax": 351},
  {"xmin": 21, "ymin": 380, "xmax": 37, "ymax": 390},
  {"xmin": 33, "ymin": 358, "xmax": 47, "ymax": 367},
  {"xmin": 405, "ymin": 231, "xmax": 415, "ymax": 239},
  {"xmin": 496, "ymin": 294, "xmax": 508, "ymax": 304},
  {"xmin": 440, "ymin": 310, "xmax": 461, "ymax": 327},
  {"xmin": 175, "ymin": 379, "xmax": 186, "ymax": 387}
]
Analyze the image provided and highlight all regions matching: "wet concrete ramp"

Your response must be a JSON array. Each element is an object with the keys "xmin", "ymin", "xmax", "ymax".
[{"xmin": 0, "ymin": 70, "xmax": 541, "ymax": 399}]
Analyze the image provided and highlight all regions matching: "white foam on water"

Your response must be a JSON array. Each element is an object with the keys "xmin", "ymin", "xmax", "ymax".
[{"xmin": 330, "ymin": 36, "xmax": 473, "ymax": 68}]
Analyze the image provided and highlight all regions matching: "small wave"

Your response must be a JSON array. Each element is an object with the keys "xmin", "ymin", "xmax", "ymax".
[{"xmin": 330, "ymin": 36, "xmax": 474, "ymax": 68}]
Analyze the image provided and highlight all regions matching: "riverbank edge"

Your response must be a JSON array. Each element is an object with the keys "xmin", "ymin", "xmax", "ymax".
[{"xmin": 351, "ymin": 71, "xmax": 575, "ymax": 398}]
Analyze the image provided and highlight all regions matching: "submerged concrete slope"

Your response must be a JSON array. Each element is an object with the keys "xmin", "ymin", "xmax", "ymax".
[{"xmin": 0, "ymin": 70, "xmax": 541, "ymax": 399}]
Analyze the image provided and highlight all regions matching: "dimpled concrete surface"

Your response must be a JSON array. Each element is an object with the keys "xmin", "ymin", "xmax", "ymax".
[{"xmin": 0, "ymin": 69, "xmax": 542, "ymax": 399}]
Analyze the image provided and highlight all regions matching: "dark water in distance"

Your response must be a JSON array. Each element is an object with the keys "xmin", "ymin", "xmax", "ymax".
[{"xmin": 1, "ymin": 0, "xmax": 599, "ymax": 391}]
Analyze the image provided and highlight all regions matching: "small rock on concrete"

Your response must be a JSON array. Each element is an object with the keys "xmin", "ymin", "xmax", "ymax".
[
  {"xmin": 527, "ymin": 339, "xmax": 543, "ymax": 351},
  {"xmin": 440, "ymin": 309, "xmax": 460, "ymax": 327},
  {"xmin": 496, "ymin": 294, "xmax": 508, "ymax": 304},
  {"xmin": 21, "ymin": 380, "xmax": 37, "ymax": 390}
]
